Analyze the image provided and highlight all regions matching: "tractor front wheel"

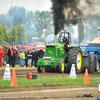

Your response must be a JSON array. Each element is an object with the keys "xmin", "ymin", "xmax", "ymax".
[
  {"xmin": 44, "ymin": 66, "xmax": 55, "ymax": 72},
  {"xmin": 58, "ymin": 60, "xmax": 65, "ymax": 73},
  {"xmin": 37, "ymin": 66, "xmax": 43, "ymax": 73}
]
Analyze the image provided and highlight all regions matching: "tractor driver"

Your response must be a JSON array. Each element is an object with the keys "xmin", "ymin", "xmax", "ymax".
[{"xmin": 63, "ymin": 37, "xmax": 69, "ymax": 52}]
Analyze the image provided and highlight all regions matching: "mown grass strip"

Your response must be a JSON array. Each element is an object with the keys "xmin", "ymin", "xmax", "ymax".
[
  {"xmin": 0, "ymin": 65, "xmax": 36, "ymax": 69},
  {"xmin": 0, "ymin": 77, "xmax": 100, "ymax": 89}
]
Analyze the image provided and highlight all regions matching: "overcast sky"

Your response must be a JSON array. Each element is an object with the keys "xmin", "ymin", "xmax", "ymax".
[{"xmin": 0, "ymin": 0, "xmax": 52, "ymax": 14}]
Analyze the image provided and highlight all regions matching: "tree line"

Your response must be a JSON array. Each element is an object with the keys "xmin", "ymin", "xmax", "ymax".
[
  {"xmin": 0, "ymin": 6, "xmax": 53, "ymax": 45},
  {"xmin": 0, "ymin": 6, "xmax": 100, "ymax": 46},
  {"xmin": 0, "ymin": 23, "xmax": 27, "ymax": 45}
]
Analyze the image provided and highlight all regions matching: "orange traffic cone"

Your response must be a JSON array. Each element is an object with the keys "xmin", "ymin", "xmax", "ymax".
[
  {"xmin": 83, "ymin": 69, "xmax": 89, "ymax": 84},
  {"xmin": 11, "ymin": 69, "xmax": 17, "ymax": 86}
]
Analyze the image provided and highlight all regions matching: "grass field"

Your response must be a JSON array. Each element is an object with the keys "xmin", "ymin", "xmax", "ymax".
[
  {"xmin": 0, "ymin": 78, "xmax": 100, "ymax": 89},
  {"xmin": 0, "ymin": 65, "xmax": 36, "ymax": 69}
]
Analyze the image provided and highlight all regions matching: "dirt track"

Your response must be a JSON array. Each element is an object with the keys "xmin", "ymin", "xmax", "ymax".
[
  {"xmin": 0, "ymin": 87, "xmax": 100, "ymax": 100},
  {"xmin": 1, "ymin": 68, "xmax": 100, "ymax": 79},
  {"xmin": 0, "ymin": 68, "xmax": 100, "ymax": 100}
]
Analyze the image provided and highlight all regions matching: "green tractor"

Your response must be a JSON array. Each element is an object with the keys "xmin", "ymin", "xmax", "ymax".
[{"xmin": 37, "ymin": 32, "xmax": 82, "ymax": 73}]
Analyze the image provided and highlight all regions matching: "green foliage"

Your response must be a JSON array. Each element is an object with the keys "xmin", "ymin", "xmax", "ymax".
[
  {"xmin": 0, "ymin": 23, "xmax": 5, "ymax": 44},
  {"xmin": 11, "ymin": 25, "xmax": 18, "ymax": 45},
  {"xmin": 37, "ymin": 30, "xmax": 43, "ymax": 38},
  {"xmin": 18, "ymin": 24, "xmax": 27, "ymax": 42},
  {"xmin": 0, "ymin": 41, "xmax": 6, "ymax": 45},
  {"xmin": 25, "ymin": 10, "xmax": 34, "ymax": 33},
  {"xmin": 3, "ymin": 25, "xmax": 8, "ymax": 41},
  {"xmin": 45, "ymin": 30, "xmax": 53, "ymax": 36},
  {"xmin": 34, "ymin": 10, "xmax": 53, "ymax": 37},
  {"xmin": 83, "ymin": 14, "xmax": 100, "ymax": 40},
  {"xmin": 0, "ymin": 23, "xmax": 27, "ymax": 45},
  {"xmin": 10, "ymin": 24, "xmax": 27, "ymax": 45},
  {"xmin": 0, "ymin": 6, "xmax": 54, "ymax": 43},
  {"xmin": 8, "ymin": 6, "xmax": 26, "ymax": 26}
]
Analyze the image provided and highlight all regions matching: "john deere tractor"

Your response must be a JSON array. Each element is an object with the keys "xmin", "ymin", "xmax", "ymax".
[{"xmin": 37, "ymin": 32, "xmax": 82, "ymax": 73}]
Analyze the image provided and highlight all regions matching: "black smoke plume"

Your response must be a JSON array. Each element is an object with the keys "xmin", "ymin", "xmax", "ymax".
[
  {"xmin": 51, "ymin": 0, "xmax": 66, "ymax": 35},
  {"xmin": 51, "ymin": 0, "xmax": 100, "ymax": 35}
]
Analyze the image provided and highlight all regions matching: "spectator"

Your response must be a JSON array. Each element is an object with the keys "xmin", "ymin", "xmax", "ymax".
[
  {"xmin": 31, "ymin": 48, "xmax": 35, "ymax": 67},
  {"xmin": 25, "ymin": 49, "xmax": 28, "ymax": 67},
  {"xmin": 1, "ymin": 47, "xmax": 3, "ymax": 66},
  {"xmin": 12, "ymin": 46, "xmax": 17, "ymax": 67},
  {"xmin": 2, "ymin": 46, "xmax": 5, "ymax": 66},
  {"xmin": 8, "ymin": 46, "xmax": 14, "ymax": 67},
  {"xmin": 0, "ymin": 46, "xmax": 5, "ymax": 67},
  {"xmin": 35, "ymin": 48, "xmax": 39, "ymax": 67},
  {"xmin": 24, "ymin": 47, "xmax": 30, "ymax": 67},
  {"xmin": 38, "ymin": 47, "xmax": 44, "ymax": 59},
  {"xmin": 31, "ymin": 48, "xmax": 38, "ymax": 67},
  {"xmin": 27, "ymin": 48, "xmax": 30, "ymax": 54},
  {"xmin": 4, "ymin": 45, "xmax": 8, "ymax": 66},
  {"xmin": 7, "ymin": 45, "xmax": 10, "ymax": 51},
  {"xmin": 27, "ymin": 49, "xmax": 32, "ymax": 67},
  {"xmin": 36, "ymin": 48, "xmax": 39, "ymax": 60},
  {"xmin": 20, "ymin": 47, "xmax": 25, "ymax": 67}
]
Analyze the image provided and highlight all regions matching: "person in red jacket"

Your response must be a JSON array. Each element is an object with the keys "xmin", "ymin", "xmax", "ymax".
[{"xmin": 0, "ymin": 46, "xmax": 5, "ymax": 67}]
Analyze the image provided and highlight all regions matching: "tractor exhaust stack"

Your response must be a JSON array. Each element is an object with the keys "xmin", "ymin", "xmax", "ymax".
[
  {"xmin": 54, "ymin": 28, "xmax": 57, "ymax": 43},
  {"xmin": 54, "ymin": 35, "xmax": 57, "ymax": 43}
]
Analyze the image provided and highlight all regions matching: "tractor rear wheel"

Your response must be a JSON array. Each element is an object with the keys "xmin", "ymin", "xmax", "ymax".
[
  {"xmin": 67, "ymin": 47, "xmax": 82, "ymax": 73},
  {"xmin": 94, "ymin": 55, "xmax": 99, "ymax": 72},
  {"xmin": 58, "ymin": 60, "xmax": 65, "ymax": 73},
  {"xmin": 88, "ymin": 56, "xmax": 94, "ymax": 73},
  {"xmin": 95, "ymin": 61, "xmax": 99, "ymax": 72},
  {"xmin": 37, "ymin": 66, "xmax": 43, "ymax": 73}
]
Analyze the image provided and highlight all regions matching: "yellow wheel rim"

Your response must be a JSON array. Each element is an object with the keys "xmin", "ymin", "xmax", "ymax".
[
  {"xmin": 77, "ymin": 52, "xmax": 82, "ymax": 70},
  {"xmin": 40, "ymin": 67, "xmax": 43, "ymax": 70},
  {"xmin": 62, "ymin": 62, "xmax": 64, "ymax": 72}
]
